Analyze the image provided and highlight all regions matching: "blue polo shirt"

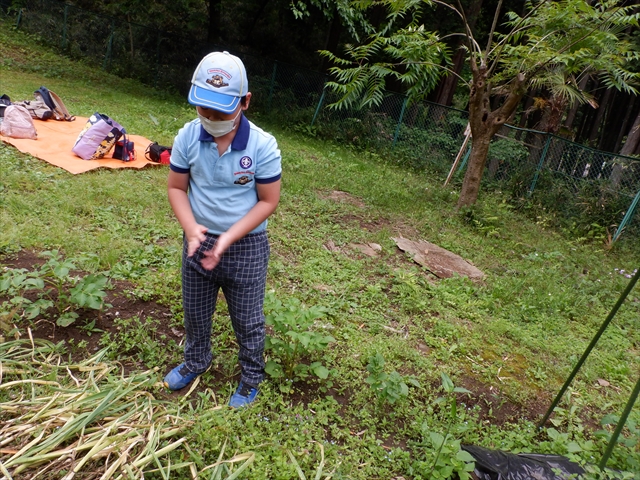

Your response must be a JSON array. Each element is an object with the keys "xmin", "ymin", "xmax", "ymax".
[{"xmin": 170, "ymin": 114, "xmax": 282, "ymax": 235}]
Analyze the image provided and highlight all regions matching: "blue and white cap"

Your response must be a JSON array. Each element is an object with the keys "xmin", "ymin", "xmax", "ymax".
[{"xmin": 188, "ymin": 51, "xmax": 248, "ymax": 114}]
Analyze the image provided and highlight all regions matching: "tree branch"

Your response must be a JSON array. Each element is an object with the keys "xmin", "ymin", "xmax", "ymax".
[
  {"xmin": 487, "ymin": 0, "xmax": 549, "ymax": 76},
  {"xmin": 494, "ymin": 72, "xmax": 526, "ymax": 121},
  {"xmin": 431, "ymin": 0, "xmax": 481, "ymax": 55},
  {"xmin": 484, "ymin": 0, "xmax": 504, "ymax": 65}
]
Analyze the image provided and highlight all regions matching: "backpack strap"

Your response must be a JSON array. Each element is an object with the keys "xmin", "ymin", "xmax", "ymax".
[
  {"xmin": 48, "ymin": 90, "xmax": 75, "ymax": 121},
  {"xmin": 34, "ymin": 86, "xmax": 75, "ymax": 121},
  {"xmin": 34, "ymin": 87, "xmax": 56, "ymax": 111}
]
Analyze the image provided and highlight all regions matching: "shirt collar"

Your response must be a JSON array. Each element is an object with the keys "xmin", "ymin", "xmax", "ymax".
[{"xmin": 198, "ymin": 114, "xmax": 250, "ymax": 151}]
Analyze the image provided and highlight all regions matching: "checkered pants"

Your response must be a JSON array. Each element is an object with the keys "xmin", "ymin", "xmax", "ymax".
[{"xmin": 181, "ymin": 231, "xmax": 270, "ymax": 386}]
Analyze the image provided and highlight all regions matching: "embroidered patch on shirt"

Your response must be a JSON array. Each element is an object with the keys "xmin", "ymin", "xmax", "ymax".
[
  {"xmin": 239, "ymin": 156, "xmax": 252, "ymax": 169},
  {"xmin": 234, "ymin": 175, "xmax": 253, "ymax": 185}
]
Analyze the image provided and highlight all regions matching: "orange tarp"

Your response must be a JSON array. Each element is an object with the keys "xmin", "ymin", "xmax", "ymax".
[{"xmin": 0, "ymin": 116, "xmax": 162, "ymax": 174}]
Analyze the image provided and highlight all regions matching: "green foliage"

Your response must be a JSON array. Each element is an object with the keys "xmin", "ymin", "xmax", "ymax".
[
  {"xmin": 410, "ymin": 431, "xmax": 476, "ymax": 480},
  {"xmin": 318, "ymin": 0, "xmax": 640, "ymax": 209},
  {"xmin": 320, "ymin": 0, "xmax": 640, "ymax": 111},
  {"xmin": 264, "ymin": 292, "xmax": 336, "ymax": 392},
  {"xmin": 394, "ymin": 124, "xmax": 460, "ymax": 171},
  {"xmin": 500, "ymin": 0, "xmax": 640, "ymax": 98},
  {"xmin": 486, "ymin": 139, "xmax": 529, "ymax": 176},
  {"xmin": 0, "ymin": 250, "xmax": 110, "ymax": 327},
  {"xmin": 365, "ymin": 352, "xmax": 420, "ymax": 405},
  {"xmin": 100, "ymin": 315, "xmax": 175, "ymax": 369},
  {"xmin": 320, "ymin": 24, "xmax": 449, "ymax": 109},
  {"xmin": 409, "ymin": 374, "xmax": 475, "ymax": 480},
  {"xmin": 593, "ymin": 413, "xmax": 640, "ymax": 475},
  {"xmin": 2, "ymin": 22, "xmax": 640, "ymax": 478},
  {"xmin": 314, "ymin": 107, "xmax": 397, "ymax": 151},
  {"xmin": 0, "ymin": 267, "xmax": 51, "ymax": 324},
  {"xmin": 436, "ymin": 373, "xmax": 473, "ymax": 423},
  {"xmin": 510, "ymin": 171, "xmax": 634, "ymax": 240}
]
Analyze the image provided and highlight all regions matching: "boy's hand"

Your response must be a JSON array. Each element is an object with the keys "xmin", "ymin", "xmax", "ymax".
[
  {"xmin": 201, "ymin": 233, "xmax": 232, "ymax": 270},
  {"xmin": 186, "ymin": 225, "xmax": 209, "ymax": 257}
]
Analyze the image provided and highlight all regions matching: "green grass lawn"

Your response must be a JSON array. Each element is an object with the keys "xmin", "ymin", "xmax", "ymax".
[{"xmin": 1, "ymin": 19, "xmax": 639, "ymax": 479}]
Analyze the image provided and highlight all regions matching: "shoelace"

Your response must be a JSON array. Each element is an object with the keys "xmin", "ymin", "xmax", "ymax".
[{"xmin": 238, "ymin": 383, "xmax": 256, "ymax": 397}]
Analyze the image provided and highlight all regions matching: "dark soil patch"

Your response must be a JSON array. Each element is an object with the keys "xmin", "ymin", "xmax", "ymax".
[
  {"xmin": 335, "ymin": 213, "xmax": 393, "ymax": 233},
  {"xmin": 30, "ymin": 289, "xmax": 175, "ymax": 359},
  {"xmin": 1, "ymin": 249, "xmax": 556, "ymax": 429},
  {"xmin": 319, "ymin": 190, "xmax": 367, "ymax": 208},
  {"xmin": 456, "ymin": 375, "xmax": 551, "ymax": 427},
  {"xmin": 1, "ymin": 250, "xmax": 177, "ymax": 364}
]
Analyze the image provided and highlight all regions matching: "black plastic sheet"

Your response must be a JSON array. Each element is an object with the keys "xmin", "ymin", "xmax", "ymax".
[{"xmin": 462, "ymin": 445, "xmax": 586, "ymax": 480}]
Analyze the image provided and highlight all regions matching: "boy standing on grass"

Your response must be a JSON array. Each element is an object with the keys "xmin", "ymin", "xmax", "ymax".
[{"xmin": 164, "ymin": 51, "xmax": 282, "ymax": 408}]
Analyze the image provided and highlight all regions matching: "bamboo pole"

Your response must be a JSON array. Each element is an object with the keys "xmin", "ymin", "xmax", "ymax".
[{"xmin": 445, "ymin": 123, "xmax": 471, "ymax": 186}]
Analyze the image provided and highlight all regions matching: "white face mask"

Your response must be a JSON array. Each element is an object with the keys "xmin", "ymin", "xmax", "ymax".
[{"xmin": 198, "ymin": 110, "xmax": 242, "ymax": 138}]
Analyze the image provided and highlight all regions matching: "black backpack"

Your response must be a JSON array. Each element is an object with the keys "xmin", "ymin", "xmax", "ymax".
[
  {"xmin": 145, "ymin": 142, "xmax": 172, "ymax": 164},
  {"xmin": 0, "ymin": 94, "xmax": 11, "ymax": 118}
]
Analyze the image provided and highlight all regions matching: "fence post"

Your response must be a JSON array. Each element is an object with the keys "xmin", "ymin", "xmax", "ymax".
[
  {"xmin": 528, "ymin": 134, "xmax": 552, "ymax": 196},
  {"xmin": 538, "ymin": 267, "xmax": 640, "ymax": 430},
  {"xmin": 445, "ymin": 123, "xmax": 471, "ymax": 186},
  {"xmin": 154, "ymin": 33, "xmax": 161, "ymax": 89},
  {"xmin": 62, "ymin": 4, "xmax": 69, "ymax": 49},
  {"xmin": 613, "ymin": 188, "xmax": 640, "ymax": 242},
  {"xmin": 16, "ymin": 8, "xmax": 22, "ymax": 27},
  {"xmin": 103, "ymin": 21, "xmax": 115, "ymax": 70},
  {"xmin": 392, "ymin": 96, "xmax": 409, "ymax": 147},
  {"xmin": 456, "ymin": 145, "xmax": 472, "ymax": 175},
  {"xmin": 599, "ymin": 375, "xmax": 640, "ymax": 470},
  {"xmin": 311, "ymin": 85, "xmax": 326, "ymax": 127},
  {"xmin": 267, "ymin": 61, "xmax": 277, "ymax": 113}
]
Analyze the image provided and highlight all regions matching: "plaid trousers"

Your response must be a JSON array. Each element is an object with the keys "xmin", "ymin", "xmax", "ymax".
[{"xmin": 181, "ymin": 231, "xmax": 270, "ymax": 386}]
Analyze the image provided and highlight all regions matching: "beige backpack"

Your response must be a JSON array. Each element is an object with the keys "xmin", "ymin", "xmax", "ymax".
[
  {"xmin": 0, "ymin": 105, "xmax": 37, "ymax": 139},
  {"xmin": 15, "ymin": 99, "xmax": 53, "ymax": 121}
]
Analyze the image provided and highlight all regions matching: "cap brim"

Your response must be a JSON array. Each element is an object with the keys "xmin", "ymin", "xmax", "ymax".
[{"xmin": 188, "ymin": 85, "xmax": 240, "ymax": 113}]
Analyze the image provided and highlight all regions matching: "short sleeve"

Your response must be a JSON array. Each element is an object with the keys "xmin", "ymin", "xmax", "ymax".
[
  {"xmin": 169, "ymin": 122, "xmax": 193, "ymax": 171},
  {"xmin": 255, "ymin": 133, "xmax": 282, "ymax": 183}
]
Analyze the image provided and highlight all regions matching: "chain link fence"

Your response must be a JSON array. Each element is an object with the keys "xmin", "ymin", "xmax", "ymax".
[
  {"xmin": 2, "ymin": 0, "xmax": 640, "ymax": 241},
  {"xmin": 482, "ymin": 126, "xmax": 640, "ymax": 240}
]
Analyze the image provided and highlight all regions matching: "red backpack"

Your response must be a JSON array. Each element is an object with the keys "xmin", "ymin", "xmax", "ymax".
[{"xmin": 145, "ymin": 142, "xmax": 172, "ymax": 165}]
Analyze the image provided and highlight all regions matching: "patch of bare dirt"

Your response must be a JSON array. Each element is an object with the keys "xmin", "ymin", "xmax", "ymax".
[
  {"xmin": 1, "ymin": 247, "xmax": 551, "ymax": 431},
  {"xmin": 456, "ymin": 375, "xmax": 551, "ymax": 426},
  {"xmin": 323, "ymin": 191, "xmax": 483, "ymax": 281},
  {"xmin": 319, "ymin": 190, "xmax": 366, "ymax": 208},
  {"xmin": 1, "ymin": 250, "xmax": 177, "ymax": 362}
]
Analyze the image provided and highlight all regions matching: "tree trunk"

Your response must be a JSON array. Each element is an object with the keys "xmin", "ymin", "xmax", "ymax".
[
  {"xmin": 563, "ymin": 75, "xmax": 591, "ymax": 131},
  {"xmin": 433, "ymin": 0, "xmax": 483, "ymax": 106},
  {"xmin": 321, "ymin": 10, "xmax": 343, "ymax": 71},
  {"xmin": 620, "ymin": 110, "xmax": 640, "ymax": 156},
  {"xmin": 458, "ymin": 133, "xmax": 493, "ymax": 206},
  {"xmin": 528, "ymin": 96, "xmax": 565, "ymax": 171},
  {"xmin": 610, "ymin": 109, "xmax": 640, "ymax": 186},
  {"xmin": 434, "ymin": 48, "xmax": 465, "ymax": 106},
  {"xmin": 244, "ymin": 0, "xmax": 271, "ymax": 45},
  {"xmin": 613, "ymin": 95, "xmax": 637, "ymax": 153},
  {"xmin": 597, "ymin": 90, "xmax": 618, "ymax": 151},
  {"xmin": 587, "ymin": 88, "xmax": 611, "ymax": 146},
  {"xmin": 457, "ymin": 58, "xmax": 525, "ymax": 208},
  {"xmin": 575, "ymin": 79, "xmax": 599, "ymax": 143},
  {"xmin": 207, "ymin": 0, "xmax": 222, "ymax": 44},
  {"xmin": 539, "ymin": 95, "xmax": 566, "ymax": 134}
]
